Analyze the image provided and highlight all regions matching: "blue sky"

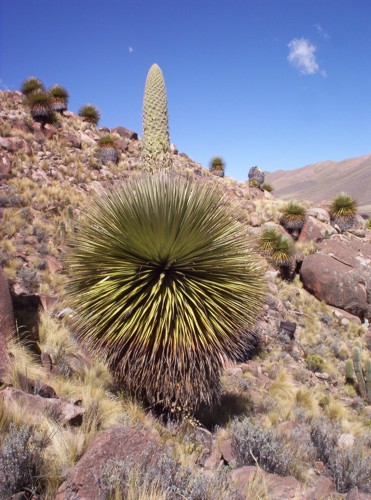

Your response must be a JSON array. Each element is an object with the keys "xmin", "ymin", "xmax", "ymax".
[{"xmin": 1, "ymin": 0, "xmax": 371, "ymax": 181}]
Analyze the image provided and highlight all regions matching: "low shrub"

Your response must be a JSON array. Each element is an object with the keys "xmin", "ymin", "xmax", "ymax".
[
  {"xmin": 231, "ymin": 417, "xmax": 314, "ymax": 479},
  {"xmin": 0, "ymin": 424, "xmax": 48, "ymax": 497}
]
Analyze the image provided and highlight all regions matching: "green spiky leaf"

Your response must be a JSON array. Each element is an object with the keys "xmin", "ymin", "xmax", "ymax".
[
  {"xmin": 66, "ymin": 173, "xmax": 265, "ymax": 411},
  {"xmin": 79, "ymin": 104, "xmax": 101, "ymax": 125}
]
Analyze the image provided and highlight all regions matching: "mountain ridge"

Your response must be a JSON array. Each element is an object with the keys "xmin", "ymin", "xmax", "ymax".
[{"xmin": 266, "ymin": 153, "xmax": 371, "ymax": 214}]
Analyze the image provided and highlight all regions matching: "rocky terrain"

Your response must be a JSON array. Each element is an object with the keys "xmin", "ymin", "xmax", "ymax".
[
  {"xmin": 1, "ymin": 89, "xmax": 371, "ymax": 499},
  {"xmin": 266, "ymin": 154, "xmax": 371, "ymax": 215}
]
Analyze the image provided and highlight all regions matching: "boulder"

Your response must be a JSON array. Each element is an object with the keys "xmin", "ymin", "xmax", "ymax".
[
  {"xmin": 300, "ymin": 234, "xmax": 371, "ymax": 320},
  {"xmin": 0, "ymin": 267, "xmax": 14, "ymax": 382},
  {"xmin": 298, "ymin": 216, "xmax": 336, "ymax": 243},
  {"xmin": 112, "ymin": 126, "xmax": 138, "ymax": 141},
  {"xmin": 0, "ymin": 387, "xmax": 84, "ymax": 425},
  {"xmin": 56, "ymin": 426, "xmax": 160, "ymax": 499},
  {"xmin": 306, "ymin": 207, "xmax": 330, "ymax": 223},
  {"xmin": 231, "ymin": 466, "xmax": 301, "ymax": 499}
]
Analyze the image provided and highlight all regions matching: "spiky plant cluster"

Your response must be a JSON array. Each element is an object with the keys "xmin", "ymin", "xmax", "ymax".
[
  {"xmin": 21, "ymin": 77, "xmax": 44, "ymax": 96},
  {"xmin": 209, "ymin": 156, "xmax": 226, "ymax": 177},
  {"xmin": 50, "ymin": 84, "xmax": 69, "ymax": 113},
  {"xmin": 248, "ymin": 166, "xmax": 265, "ymax": 188},
  {"xmin": 261, "ymin": 182, "xmax": 274, "ymax": 193},
  {"xmin": 142, "ymin": 64, "xmax": 172, "ymax": 171},
  {"xmin": 329, "ymin": 192, "xmax": 357, "ymax": 232},
  {"xmin": 97, "ymin": 135, "xmax": 119, "ymax": 165},
  {"xmin": 270, "ymin": 233, "xmax": 295, "ymax": 268},
  {"xmin": 258, "ymin": 226, "xmax": 281, "ymax": 256},
  {"xmin": 66, "ymin": 173, "xmax": 265, "ymax": 412},
  {"xmin": 26, "ymin": 90, "xmax": 54, "ymax": 125},
  {"xmin": 280, "ymin": 201, "xmax": 307, "ymax": 231},
  {"xmin": 79, "ymin": 104, "xmax": 101, "ymax": 125}
]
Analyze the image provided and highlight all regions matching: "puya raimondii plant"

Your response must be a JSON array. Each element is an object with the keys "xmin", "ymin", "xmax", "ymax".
[
  {"xmin": 329, "ymin": 192, "xmax": 357, "ymax": 233},
  {"xmin": 66, "ymin": 173, "xmax": 265, "ymax": 414},
  {"xmin": 141, "ymin": 63, "xmax": 172, "ymax": 171}
]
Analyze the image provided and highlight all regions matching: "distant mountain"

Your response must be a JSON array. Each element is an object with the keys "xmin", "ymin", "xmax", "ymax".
[{"xmin": 265, "ymin": 154, "xmax": 371, "ymax": 215}]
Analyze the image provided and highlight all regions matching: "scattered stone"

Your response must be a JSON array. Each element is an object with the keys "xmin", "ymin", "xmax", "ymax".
[
  {"xmin": 315, "ymin": 372, "xmax": 330, "ymax": 380},
  {"xmin": 56, "ymin": 426, "xmax": 160, "ymax": 499},
  {"xmin": 338, "ymin": 433, "xmax": 355, "ymax": 448},
  {"xmin": 0, "ymin": 387, "xmax": 84, "ymax": 425},
  {"xmin": 298, "ymin": 216, "xmax": 336, "ymax": 243}
]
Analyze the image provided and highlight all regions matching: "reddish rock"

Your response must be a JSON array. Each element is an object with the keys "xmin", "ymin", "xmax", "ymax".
[
  {"xmin": 0, "ymin": 267, "xmax": 14, "ymax": 382},
  {"xmin": 45, "ymin": 255, "xmax": 63, "ymax": 273},
  {"xmin": 330, "ymin": 306, "xmax": 362, "ymax": 325},
  {"xmin": 304, "ymin": 476, "xmax": 334, "ymax": 499},
  {"xmin": 56, "ymin": 426, "xmax": 160, "ymax": 499},
  {"xmin": 112, "ymin": 126, "xmax": 138, "ymax": 140},
  {"xmin": 346, "ymin": 487, "xmax": 371, "ymax": 500},
  {"xmin": 0, "ymin": 387, "xmax": 84, "ymax": 425},
  {"xmin": 0, "ymin": 151, "xmax": 11, "ymax": 177},
  {"xmin": 300, "ymin": 234, "xmax": 371, "ymax": 320},
  {"xmin": 59, "ymin": 132, "xmax": 82, "ymax": 149},
  {"xmin": 39, "ymin": 294, "xmax": 59, "ymax": 312},
  {"xmin": 218, "ymin": 439, "xmax": 236, "ymax": 465},
  {"xmin": 42, "ymin": 123, "xmax": 58, "ymax": 139},
  {"xmin": 298, "ymin": 216, "xmax": 336, "ymax": 243},
  {"xmin": 231, "ymin": 466, "xmax": 301, "ymax": 499}
]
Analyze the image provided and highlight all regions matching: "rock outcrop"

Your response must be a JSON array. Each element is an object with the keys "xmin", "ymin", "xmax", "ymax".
[{"xmin": 300, "ymin": 233, "xmax": 371, "ymax": 320}]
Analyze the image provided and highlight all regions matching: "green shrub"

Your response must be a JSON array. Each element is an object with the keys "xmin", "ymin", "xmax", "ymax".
[
  {"xmin": 305, "ymin": 354, "xmax": 325, "ymax": 372},
  {"xmin": 50, "ymin": 84, "xmax": 69, "ymax": 113},
  {"xmin": 79, "ymin": 104, "xmax": 101, "ymax": 125},
  {"xmin": 261, "ymin": 182, "xmax": 274, "ymax": 193},
  {"xmin": 270, "ymin": 233, "xmax": 295, "ymax": 268},
  {"xmin": 21, "ymin": 77, "xmax": 44, "ymax": 96},
  {"xmin": 97, "ymin": 135, "xmax": 119, "ymax": 165},
  {"xmin": 26, "ymin": 90, "xmax": 53, "ymax": 124},
  {"xmin": 280, "ymin": 201, "xmax": 306, "ymax": 231},
  {"xmin": 257, "ymin": 226, "xmax": 281, "ymax": 256},
  {"xmin": 329, "ymin": 193, "xmax": 357, "ymax": 232},
  {"xmin": 66, "ymin": 173, "xmax": 265, "ymax": 412},
  {"xmin": 209, "ymin": 156, "xmax": 226, "ymax": 177}
]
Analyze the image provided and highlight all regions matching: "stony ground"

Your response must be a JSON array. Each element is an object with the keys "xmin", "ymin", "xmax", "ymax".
[{"xmin": 1, "ymin": 90, "xmax": 371, "ymax": 499}]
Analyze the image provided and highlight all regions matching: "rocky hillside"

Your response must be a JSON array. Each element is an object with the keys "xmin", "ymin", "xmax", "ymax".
[
  {"xmin": 266, "ymin": 154, "xmax": 371, "ymax": 215},
  {"xmin": 1, "ymin": 89, "xmax": 371, "ymax": 499}
]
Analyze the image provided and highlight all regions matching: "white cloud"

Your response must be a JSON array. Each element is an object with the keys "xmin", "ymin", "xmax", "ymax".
[
  {"xmin": 315, "ymin": 24, "xmax": 330, "ymax": 39},
  {"xmin": 128, "ymin": 46, "xmax": 134, "ymax": 53},
  {"xmin": 287, "ymin": 38, "xmax": 320, "ymax": 75}
]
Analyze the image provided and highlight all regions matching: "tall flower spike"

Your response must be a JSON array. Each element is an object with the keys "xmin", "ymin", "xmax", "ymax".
[{"xmin": 142, "ymin": 64, "xmax": 172, "ymax": 171}]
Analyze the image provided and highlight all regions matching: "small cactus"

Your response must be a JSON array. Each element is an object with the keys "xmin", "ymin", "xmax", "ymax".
[
  {"xmin": 345, "ymin": 359, "xmax": 354, "ymax": 384},
  {"xmin": 329, "ymin": 192, "xmax": 357, "ymax": 232},
  {"xmin": 26, "ymin": 90, "xmax": 53, "ymax": 125},
  {"xmin": 79, "ymin": 104, "xmax": 101, "ymax": 125},
  {"xmin": 351, "ymin": 347, "xmax": 371, "ymax": 403},
  {"xmin": 59, "ymin": 221, "xmax": 66, "ymax": 241}
]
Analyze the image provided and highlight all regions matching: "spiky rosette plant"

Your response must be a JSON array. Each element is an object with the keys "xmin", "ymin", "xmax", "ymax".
[
  {"xmin": 280, "ymin": 201, "xmax": 307, "ymax": 231},
  {"xmin": 66, "ymin": 173, "xmax": 265, "ymax": 412},
  {"xmin": 21, "ymin": 77, "xmax": 44, "ymax": 96},
  {"xmin": 26, "ymin": 90, "xmax": 53, "ymax": 125},
  {"xmin": 209, "ymin": 156, "xmax": 226, "ymax": 177},
  {"xmin": 270, "ymin": 234, "xmax": 295, "ymax": 268},
  {"xmin": 329, "ymin": 192, "xmax": 357, "ymax": 232},
  {"xmin": 142, "ymin": 64, "xmax": 172, "ymax": 171},
  {"xmin": 258, "ymin": 226, "xmax": 281, "ymax": 256},
  {"xmin": 97, "ymin": 134, "xmax": 120, "ymax": 164},
  {"xmin": 50, "ymin": 84, "xmax": 69, "ymax": 113},
  {"xmin": 79, "ymin": 104, "xmax": 101, "ymax": 125}
]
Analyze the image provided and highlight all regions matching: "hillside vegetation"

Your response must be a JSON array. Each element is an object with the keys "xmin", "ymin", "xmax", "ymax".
[{"xmin": 1, "ymin": 72, "xmax": 371, "ymax": 500}]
